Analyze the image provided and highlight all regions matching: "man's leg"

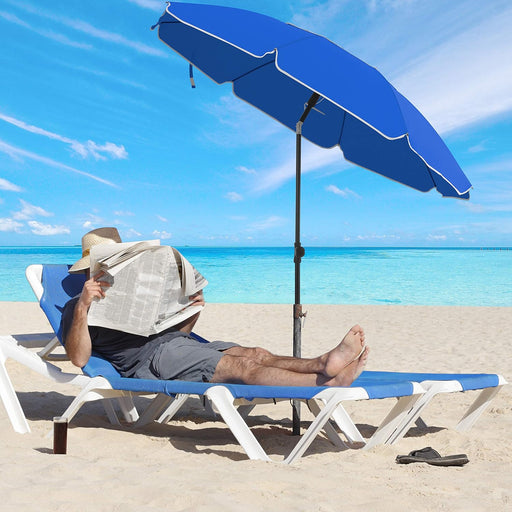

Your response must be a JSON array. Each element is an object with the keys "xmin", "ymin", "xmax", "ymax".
[
  {"xmin": 211, "ymin": 325, "xmax": 368, "ymax": 387},
  {"xmin": 173, "ymin": 312, "xmax": 201, "ymax": 335},
  {"xmin": 223, "ymin": 325, "xmax": 366, "ymax": 377}
]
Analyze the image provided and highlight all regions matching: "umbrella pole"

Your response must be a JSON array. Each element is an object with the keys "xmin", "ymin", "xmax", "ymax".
[{"xmin": 293, "ymin": 92, "xmax": 320, "ymax": 435}]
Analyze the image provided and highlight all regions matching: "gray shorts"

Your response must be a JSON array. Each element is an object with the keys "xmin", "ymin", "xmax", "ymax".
[{"xmin": 134, "ymin": 335, "xmax": 239, "ymax": 383}]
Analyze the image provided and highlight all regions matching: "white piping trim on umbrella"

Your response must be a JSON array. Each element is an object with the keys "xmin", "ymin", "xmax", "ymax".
[
  {"xmin": 161, "ymin": 4, "xmax": 471, "ymax": 198},
  {"xmin": 164, "ymin": 4, "xmax": 291, "ymax": 60},
  {"xmin": 343, "ymin": 151, "xmax": 470, "ymax": 199},
  {"xmin": 402, "ymin": 132, "xmax": 472, "ymax": 197},
  {"xmin": 164, "ymin": 4, "xmax": 407, "ymax": 142}
]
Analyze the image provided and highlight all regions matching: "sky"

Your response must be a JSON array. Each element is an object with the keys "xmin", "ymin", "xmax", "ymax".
[{"xmin": 0, "ymin": 0, "xmax": 511, "ymax": 247}]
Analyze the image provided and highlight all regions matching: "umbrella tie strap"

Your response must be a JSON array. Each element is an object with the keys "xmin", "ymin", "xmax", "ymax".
[{"xmin": 189, "ymin": 64, "xmax": 196, "ymax": 89}]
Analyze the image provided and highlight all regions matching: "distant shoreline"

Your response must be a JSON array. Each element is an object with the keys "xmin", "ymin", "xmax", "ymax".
[
  {"xmin": 2, "ymin": 247, "xmax": 511, "ymax": 306},
  {"xmin": 0, "ymin": 245, "xmax": 511, "ymax": 250}
]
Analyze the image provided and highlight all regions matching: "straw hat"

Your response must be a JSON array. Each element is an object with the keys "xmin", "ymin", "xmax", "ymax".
[{"xmin": 69, "ymin": 227, "xmax": 122, "ymax": 273}]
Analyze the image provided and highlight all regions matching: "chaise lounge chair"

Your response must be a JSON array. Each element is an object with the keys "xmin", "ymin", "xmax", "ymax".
[{"xmin": 0, "ymin": 264, "xmax": 506, "ymax": 463}]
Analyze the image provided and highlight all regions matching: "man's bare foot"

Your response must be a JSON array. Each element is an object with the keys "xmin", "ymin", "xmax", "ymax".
[
  {"xmin": 323, "ymin": 325, "xmax": 365, "ymax": 378},
  {"xmin": 354, "ymin": 346, "xmax": 369, "ymax": 381},
  {"xmin": 328, "ymin": 345, "xmax": 369, "ymax": 387}
]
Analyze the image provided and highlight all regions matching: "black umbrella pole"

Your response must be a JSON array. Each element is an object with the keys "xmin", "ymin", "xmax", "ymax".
[
  {"xmin": 293, "ymin": 126, "xmax": 303, "ymax": 436},
  {"xmin": 292, "ymin": 93, "xmax": 320, "ymax": 435}
]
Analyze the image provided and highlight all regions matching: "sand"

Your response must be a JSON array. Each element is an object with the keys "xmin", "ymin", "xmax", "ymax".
[{"xmin": 1, "ymin": 301, "xmax": 511, "ymax": 511}]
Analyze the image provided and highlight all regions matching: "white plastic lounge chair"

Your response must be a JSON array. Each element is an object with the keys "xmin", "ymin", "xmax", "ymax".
[
  {"xmin": 0, "ymin": 264, "xmax": 505, "ymax": 462},
  {"xmin": 0, "ymin": 264, "xmax": 428, "ymax": 463}
]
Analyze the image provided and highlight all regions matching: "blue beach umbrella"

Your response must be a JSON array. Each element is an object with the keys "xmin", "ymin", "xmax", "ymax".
[{"xmin": 152, "ymin": 2, "xmax": 472, "ymax": 431}]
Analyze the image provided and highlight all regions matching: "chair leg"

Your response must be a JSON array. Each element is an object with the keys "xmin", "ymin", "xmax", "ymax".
[
  {"xmin": 456, "ymin": 385, "xmax": 504, "ymax": 432},
  {"xmin": 37, "ymin": 337, "xmax": 62, "ymax": 360},
  {"xmin": 285, "ymin": 394, "xmax": 346, "ymax": 464},
  {"xmin": 0, "ymin": 354, "xmax": 31, "ymax": 433},
  {"xmin": 133, "ymin": 394, "xmax": 179, "ymax": 426},
  {"xmin": 306, "ymin": 399, "xmax": 349, "ymax": 448},
  {"xmin": 236, "ymin": 404, "xmax": 256, "ymax": 418},
  {"xmin": 364, "ymin": 393, "xmax": 424, "ymax": 449},
  {"xmin": 116, "ymin": 394, "xmax": 139, "ymax": 423},
  {"xmin": 102, "ymin": 399, "xmax": 121, "ymax": 426},
  {"xmin": 327, "ymin": 401, "xmax": 367, "ymax": 446},
  {"xmin": 206, "ymin": 386, "xmax": 271, "ymax": 462},
  {"xmin": 58, "ymin": 378, "xmax": 122, "ymax": 425},
  {"xmin": 382, "ymin": 381, "xmax": 462, "ymax": 446},
  {"xmin": 156, "ymin": 394, "xmax": 189, "ymax": 424}
]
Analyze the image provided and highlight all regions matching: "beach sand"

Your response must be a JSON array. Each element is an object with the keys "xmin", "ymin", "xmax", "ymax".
[{"xmin": 1, "ymin": 302, "xmax": 511, "ymax": 511}]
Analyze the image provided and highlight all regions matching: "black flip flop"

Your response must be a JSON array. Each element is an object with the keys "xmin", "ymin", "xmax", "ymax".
[{"xmin": 396, "ymin": 447, "xmax": 469, "ymax": 467}]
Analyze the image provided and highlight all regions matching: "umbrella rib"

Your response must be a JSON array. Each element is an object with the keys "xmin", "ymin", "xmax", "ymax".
[{"xmin": 231, "ymin": 58, "xmax": 275, "ymax": 83}]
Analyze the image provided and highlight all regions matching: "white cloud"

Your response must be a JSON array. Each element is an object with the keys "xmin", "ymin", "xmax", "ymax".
[
  {"xmin": 13, "ymin": 199, "xmax": 52, "ymax": 220},
  {"xmin": 123, "ymin": 228, "xmax": 142, "ymax": 239},
  {"xmin": 82, "ymin": 213, "xmax": 104, "ymax": 230},
  {"xmin": 203, "ymin": 95, "xmax": 284, "ymax": 147},
  {"xmin": 0, "ymin": 218, "xmax": 23, "ymax": 232},
  {"xmin": 236, "ymin": 165, "xmax": 257, "ymax": 175},
  {"xmin": 291, "ymin": 1, "xmax": 348, "ymax": 33},
  {"xmin": 0, "ymin": 9, "xmax": 92, "ymax": 49},
  {"xmin": 254, "ymin": 143, "xmax": 346, "ymax": 192},
  {"xmin": 427, "ymin": 234, "xmax": 447, "ymax": 241},
  {"xmin": 8, "ymin": 2, "xmax": 168, "ymax": 57},
  {"xmin": 468, "ymin": 141, "xmax": 489, "ymax": 154},
  {"xmin": 27, "ymin": 220, "xmax": 70, "ymax": 235},
  {"xmin": 0, "ymin": 112, "xmax": 128, "ymax": 160},
  {"xmin": 126, "ymin": 0, "xmax": 162, "ymax": 11},
  {"xmin": 0, "ymin": 139, "xmax": 118, "ymax": 187},
  {"xmin": 249, "ymin": 216, "xmax": 287, "ymax": 231},
  {"xmin": 0, "ymin": 178, "xmax": 22, "ymax": 192},
  {"xmin": 467, "ymin": 157, "xmax": 512, "ymax": 175},
  {"xmin": 63, "ymin": 64, "xmax": 148, "ymax": 90},
  {"xmin": 393, "ymin": 6, "xmax": 512, "ymax": 133},
  {"xmin": 356, "ymin": 234, "xmax": 400, "ymax": 240},
  {"xmin": 225, "ymin": 191, "xmax": 243, "ymax": 202},
  {"xmin": 114, "ymin": 210, "xmax": 135, "ymax": 216},
  {"xmin": 464, "ymin": 203, "xmax": 486, "ymax": 214},
  {"xmin": 325, "ymin": 184, "xmax": 361, "ymax": 198},
  {"xmin": 152, "ymin": 229, "xmax": 172, "ymax": 240},
  {"xmin": 73, "ymin": 141, "xmax": 128, "ymax": 161},
  {"xmin": 156, "ymin": 215, "xmax": 168, "ymax": 222}
]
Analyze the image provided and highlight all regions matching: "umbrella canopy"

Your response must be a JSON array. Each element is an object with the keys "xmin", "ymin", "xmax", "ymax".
[{"xmin": 154, "ymin": 2, "xmax": 472, "ymax": 198}]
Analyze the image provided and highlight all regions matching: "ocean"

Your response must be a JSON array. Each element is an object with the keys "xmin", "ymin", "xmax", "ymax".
[{"xmin": 1, "ymin": 246, "xmax": 511, "ymax": 306}]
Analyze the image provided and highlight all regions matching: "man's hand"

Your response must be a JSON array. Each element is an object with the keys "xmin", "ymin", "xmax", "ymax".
[
  {"xmin": 77, "ymin": 271, "xmax": 111, "ymax": 310},
  {"xmin": 189, "ymin": 290, "xmax": 205, "ymax": 307},
  {"xmin": 66, "ymin": 272, "xmax": 110, "ymax": 368}
]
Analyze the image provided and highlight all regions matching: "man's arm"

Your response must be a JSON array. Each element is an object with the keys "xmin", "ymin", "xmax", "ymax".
[{"xmin": 65, "ymin": 272, "xmax": 110, "ymax": 368}]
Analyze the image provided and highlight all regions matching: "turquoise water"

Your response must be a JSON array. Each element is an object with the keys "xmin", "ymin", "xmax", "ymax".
[{"xmin": 1, "ymin": 246, "xmax": 511, "ymax": 306}]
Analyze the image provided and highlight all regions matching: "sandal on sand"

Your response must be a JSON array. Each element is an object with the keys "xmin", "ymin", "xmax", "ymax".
[{"xmin": 396, "ymin": 447, "xmax": 469, "ymax": 467}]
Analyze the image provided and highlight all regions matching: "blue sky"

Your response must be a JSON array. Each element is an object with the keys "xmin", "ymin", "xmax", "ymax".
[{"xmin": 0, "ymin": 0, "xmax": 511, "ymax": 247}]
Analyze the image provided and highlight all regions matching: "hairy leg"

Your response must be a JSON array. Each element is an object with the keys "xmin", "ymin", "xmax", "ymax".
[
  {"xmin": 212, "ymin": 325, "xmax": 369, "ymax": 387},
  {"xmin": 224, "ymin": 325, "xmax": 366, "ymax": 377},
  {"xmin": 210, "ymin": 354, "xmax": 332, "ymax": 387}
]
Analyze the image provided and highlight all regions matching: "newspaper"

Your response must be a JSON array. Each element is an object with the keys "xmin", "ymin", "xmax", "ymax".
[{"xmin": 87, "ymin": 240, "xmax": 208, "ymax": 337}]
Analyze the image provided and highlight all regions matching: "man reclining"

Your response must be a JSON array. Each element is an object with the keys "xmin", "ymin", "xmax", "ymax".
[{"xmin": 62, "ymin": 227, "xmax": 369, "ymax": 386}]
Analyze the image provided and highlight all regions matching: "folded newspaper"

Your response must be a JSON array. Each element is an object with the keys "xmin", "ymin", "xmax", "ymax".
[{"xmin": 87, "ymin": 240, "xmax": 208, "ymax": 337}]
